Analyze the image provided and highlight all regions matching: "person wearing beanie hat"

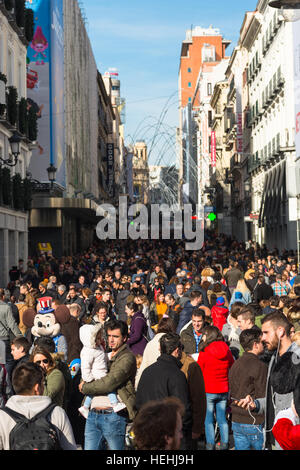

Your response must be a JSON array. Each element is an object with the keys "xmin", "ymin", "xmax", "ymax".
[
  {"xmin": 211, "ymin": 297, "xmax": 229, "ymax": 332},
  {"xmin": 229, "ymin": 291, "xmax": 248, "ymax": 311},
  {"xmin": 272, "ymin": 375, "xmax": 300, "ymax": 450}
]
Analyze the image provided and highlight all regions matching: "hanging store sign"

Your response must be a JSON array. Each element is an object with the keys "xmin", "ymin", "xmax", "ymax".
[
  {"xmin": 106, "ymin": 143, "xmax": 115, "ymax": 199},
  {"xmin": 211, "ymin": 131, "xmax": 216, "ymax": 167},
  {"xmin": 235, "ymin": 72, "xmax": 243, "ymax": 154}
]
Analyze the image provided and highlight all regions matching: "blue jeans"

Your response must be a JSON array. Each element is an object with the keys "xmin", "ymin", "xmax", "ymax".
[
  {"xmin": 232, "ymin": 422, "xmax": 264, "ymax": 450},
  {"xmin": 205, "ymin": 393, "xmax": 229, "ymax": 447},
  {"xmin": 84, "ymin": 409, "xmax": 127, "ymax": 450}
]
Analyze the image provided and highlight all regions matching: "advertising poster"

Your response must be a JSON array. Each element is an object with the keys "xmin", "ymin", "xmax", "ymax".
[
  {"xmin": 25, "ymin": 0, "xmax": 65, "ymax": 187},
  {"xmin": 293, "ymin": 20, "xmax": 300, "ymax": 161}
]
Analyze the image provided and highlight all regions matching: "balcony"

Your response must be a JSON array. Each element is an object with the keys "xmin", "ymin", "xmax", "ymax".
[
  {"xmin": 230, "ymin": 153, "xmax": 242, "ymax": 172},
  {"xmin": 0, "ymin": 84, "xmax": 37, "ymax": 142},
  {"xmin": 248, "ymin": 154, "xmax": 261, "ymax": 174},
  {"xmin": 0, "ymin": 0, "xmax": 35, "ymax": 45}
]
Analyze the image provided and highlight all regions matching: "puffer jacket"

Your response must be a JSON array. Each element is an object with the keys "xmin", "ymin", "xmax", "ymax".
[
  {"xmin": 197, "ymin": 341, "xmax": 234, "ymax": 393},
  {"xmin": 81, "ymin": 343, "xmax": 137, "ymax": 420},
  {"xmin": 79, "ymin": 324, "xmax": 107, "ymax": 382}
]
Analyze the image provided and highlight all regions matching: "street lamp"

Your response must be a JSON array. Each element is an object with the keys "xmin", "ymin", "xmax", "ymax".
[
  {"xmin": 0, "ymin": 132, "xmax": 22, "ymax": 167},
  {"xmin": 269, "ymin": 0, "xmax": 300, "ymax": 22},
  {"xmin": 47, "ymin": 163, "xmax": 57, "ymax": 188},
  {"xmin": 244, "ymin": 181, "xmax": 251, "ymax": 195}
]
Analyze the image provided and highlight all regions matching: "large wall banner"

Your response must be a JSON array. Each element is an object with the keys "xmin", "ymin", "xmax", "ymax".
[
  {"xmin": 293, "ymin": 19, "xmax": 300, "ymax": 162},
  {"xmin": 25, "ymin": 0, "xmax": 65, "ymax": 187},
  {"xmin": 235, "ymin": 72, "xmax": 243, "ymax": 155}
]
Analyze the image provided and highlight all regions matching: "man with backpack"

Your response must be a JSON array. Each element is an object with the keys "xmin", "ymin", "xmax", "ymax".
[{"xmin": 0, "ymin": 362, "xmax": 77, "ymax": 450}]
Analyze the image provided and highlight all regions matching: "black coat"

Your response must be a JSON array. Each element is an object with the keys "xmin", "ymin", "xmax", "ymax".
[
  {"xmin": 136, "ymin": 354, "xmax": 192, "ymax": 433},
  {"xmin": 253, "ymin": 283, "xmax": 274, "ymax": 303},
  {"xmin": 115, "ymin": 289, "xmax": 131, "ymax": 322}
]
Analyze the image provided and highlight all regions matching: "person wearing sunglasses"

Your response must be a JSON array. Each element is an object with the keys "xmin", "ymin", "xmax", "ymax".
[{"xmin": 30, "ymin": 346, "xmax": 65, "ymax": 408}]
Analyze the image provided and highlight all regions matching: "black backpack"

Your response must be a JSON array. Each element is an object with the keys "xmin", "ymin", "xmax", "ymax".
[{"xmin": 1, "ymin": 403, "xmax": 61, "ymax": 450}]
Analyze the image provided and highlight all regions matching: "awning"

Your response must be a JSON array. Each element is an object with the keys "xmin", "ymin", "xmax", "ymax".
[
  {"xmin": 264, "ymin": 169, "xmax": 276, "ymax": 225},
  {"xmin": 259, "ymin": 171, "xmax": 273, "ymax": 227},
  {"xmin": 273, "ymin": 163, "xmax": 285, "ymax": 223},
  {"xmin": 268, "ymin": 165, "xmax": 282, "ymax": 224},
  {"xmin": 259, "ymin": 172, "xmax": 269, "ymax": 228}
]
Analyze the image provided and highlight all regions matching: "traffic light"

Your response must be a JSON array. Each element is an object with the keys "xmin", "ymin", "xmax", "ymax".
[{"xmin": 207, "ymin": 212, "xmax": 217, "ymax": 222}]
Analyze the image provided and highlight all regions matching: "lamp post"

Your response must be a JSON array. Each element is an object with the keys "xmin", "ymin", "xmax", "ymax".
[
  {"xmin": 0, "ymin": 132, "xmax": 22, "ymax": 167},
  {"xmin": 47, "ymin": 163, "xmax": 57, "ymax": 189}
]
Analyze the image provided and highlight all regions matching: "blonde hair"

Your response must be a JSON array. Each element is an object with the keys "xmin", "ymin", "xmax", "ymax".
[
  {"xmin": 292, "ymin": 331, "xmax": 300, "ymax": 346},
  {"xmin": 235, "ymin": 279, "xmax": 250, "ymax": 294}
]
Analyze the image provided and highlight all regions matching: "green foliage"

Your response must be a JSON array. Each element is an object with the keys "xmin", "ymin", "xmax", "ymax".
[
  {"xmin": 15, "ymin": 0, "xmax": 26, "ymax": 28},
  {"xmin": 23, "ymin": 177, "xmax": 32, "ymax": 210},
  {"xmin": 7, "ymin": 86, "xmax": 18, "ymax": 126},
  {"xmin": 25, "ymin": 8, "xmax": 34, "ymax": 42},
  {"xmin": 18, "ymin": 97, "xmax": 27, "ymax": 135},
  {"xmin": 12, "ymin": 173, "xmax": 25, "ymax": 210},
  {"xmin": 4, "ymin": 0, "xmax": 14, "ymax": 11},
  {"xmin": 27, "ymin": 105, "xmax": 38, "ymax": 141},
  {"xmin": 2, "ymin": 167, "xmax": 12, "ymax": 206}
]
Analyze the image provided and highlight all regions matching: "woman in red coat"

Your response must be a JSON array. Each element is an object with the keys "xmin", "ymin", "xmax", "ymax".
[{"xmin": 197, "ymin": 325, "xmax": 234, "ymax": 450}]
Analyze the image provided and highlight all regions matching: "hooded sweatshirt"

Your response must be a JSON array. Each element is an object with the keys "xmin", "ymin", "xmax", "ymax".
[
  {"xmin": 197, "ymin": 341, "xmax": 234, "ymax": 394},
  {"xmin": 79, "ymin": 324, "xmax": 108, "ymax": 382},
  {"xmin": 211, "ymin": 305, "xmax": 229, "ymax": 331},
  {"xmin": 0, "ymin": 395, "xmax": 77, "ymax": 450}
]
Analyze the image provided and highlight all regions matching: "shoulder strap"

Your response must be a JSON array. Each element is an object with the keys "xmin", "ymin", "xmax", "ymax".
[
  {"xmin": 1, "ymin": 406, "xmax": 28, "ymax": 423},
  {"xmin": 1, "ymin": 402, "xmax": 56, "ymax": 423},
  {"xmin": 31, "ymin": 402, "xmax": 57, "ymax": 422}
]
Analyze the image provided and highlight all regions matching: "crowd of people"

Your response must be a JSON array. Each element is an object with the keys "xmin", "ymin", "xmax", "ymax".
[{"xmin": 1, "ymin": 232, "xmax": 300, "ymax": 450}]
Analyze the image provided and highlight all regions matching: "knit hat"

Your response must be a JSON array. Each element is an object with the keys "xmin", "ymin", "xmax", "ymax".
[
  {"xmin": 216, "ymin": 297, "xmax": 225, "ymax": 306},
  {"xmin": 235, "ymin": 292, "xmax": 243, "ymax": 300}
]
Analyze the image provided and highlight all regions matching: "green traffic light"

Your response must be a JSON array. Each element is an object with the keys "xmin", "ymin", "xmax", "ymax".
[{"xmin": 208, "ymin": 212, "xmax": 217, "ymax": 221}]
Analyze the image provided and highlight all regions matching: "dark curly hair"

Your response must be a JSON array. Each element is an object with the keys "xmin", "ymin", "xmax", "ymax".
[{"xmin": 132, "ymin": 397, "xmax": 184, "ymax": 450}]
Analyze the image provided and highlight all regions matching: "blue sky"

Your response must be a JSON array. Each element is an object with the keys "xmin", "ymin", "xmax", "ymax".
[{"xmin": 81, "ymin": 0, "xmax": 257, "ymax": 165}]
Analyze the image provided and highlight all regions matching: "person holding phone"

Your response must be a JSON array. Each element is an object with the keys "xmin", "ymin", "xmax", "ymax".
[{"xmin": 229, "ymin": 329, "xmax": 267, "ymax": 450}]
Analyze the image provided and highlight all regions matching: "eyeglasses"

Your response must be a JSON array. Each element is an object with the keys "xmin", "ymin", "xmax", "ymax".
[{"xmin": 35, "ymin": 359, "xmax": 49, "ymax": 365}]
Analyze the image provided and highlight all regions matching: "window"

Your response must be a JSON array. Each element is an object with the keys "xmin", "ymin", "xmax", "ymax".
[
  {"xmin": 7, "ymin": 49, "xmax": 13, "ymax": 86},
  {"xmin": 207, "ymin": 83, "xmax": 212, "ymax": 96},
  {"xmin": 188, "ymin": 97, "xmax": 192, "ymax": 103},
  {"xmin": 202, "ymin": 44, "xmax": 216, "ymax": 63},
  {"xmin": 0, "ymin": 35, "xmax": 3, "ymax": 72},
  {"xmin": 188, "ymin": 67, "xmax": 192, "ymax": 73},
  {"xmin": 18, "ymin": 62, "xmax": 23, "ymax": 97},
  {"xmin": 188, "ymin": 82, "xmax": 191, "ymax": 88}
]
